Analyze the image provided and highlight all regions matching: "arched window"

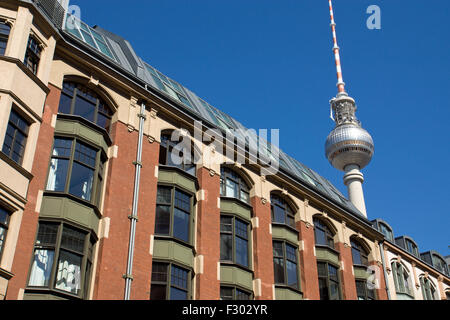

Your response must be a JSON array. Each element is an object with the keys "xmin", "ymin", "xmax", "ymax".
[
  {"xmin": 350, "ymin": 239, "xmax": 369, "ymax": 266},
  {"xmin": 0, "ymin": 21, "xmax": 11, "ymax": 56},
  {"xmin": 270, "ymin": 194, "xmax": 295, "ymax": 228},
  {"xmin": 313, "ymin": 217, "xmax": 335, "ymax": 249},
  {"xmin": 58, "ymin": 81, "xmax": 113, "ymax": 132},
  {"xmin": 405, "ymin": 239, "xmax": 419, "ymax": 257},
  {"xmin": 220, "ymin": 167, "xmax": 250, "ymax": 203},
  {"xmin": 432, "ymin": 254, "xmax": 449, "ymax": 276},
  {"xmin": 379, "ymin": 222, "xmax": 394, "ymax": 242},
  {"xmin": 420, "ymin": 277, "xmax": 437, "ymax": 300},
  {"xmin": 391, "ymin": 261, "xmax": 413, "ymax": 296},
  {"xmin": 159, "ymin": 131, "xmax": 196, "ymax": 176}
]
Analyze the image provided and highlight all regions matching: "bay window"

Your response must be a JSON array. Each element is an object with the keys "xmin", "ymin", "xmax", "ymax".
[
  {"xmin": 46, "ymin": 137, "xmax": 105, "ymax": 205},
  {"xmin": 317, "ymin": 261, "xmax": 341, "ymax": 300},
  {"xmin": 220, "ymin": 167, "xmax": 250, "ymax": 203},
  {"xmin": 159, "ymin": 132, "xmax": 195, "ymax": 176},
  {"xmin": 150, "ymin": 262, "xmax": 190, "ymax": 300},
  {"xmin": 272, "ymin": 240, "xmax": 299, "ymax": 290},
  {"xmin": 313, "ymin": 218, "xmax": 335, "ymax": 249},
  {"xmin": 270, "ymin": 194, "xmax": 295, "ymax": 228},
  {"xmin": 220, "ymin": 215, "xmax": 250, "ymax": 268}
]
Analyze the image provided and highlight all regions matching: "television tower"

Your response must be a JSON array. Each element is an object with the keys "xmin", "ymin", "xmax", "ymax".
[{"xmin": 324, "ymin": 0, "xmax": 374, "ymax": 217}]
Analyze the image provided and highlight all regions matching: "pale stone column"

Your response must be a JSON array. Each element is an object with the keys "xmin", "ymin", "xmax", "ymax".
[{"xmin": 343, "ymin": 164, "xmax": 367, "ymax": 217}]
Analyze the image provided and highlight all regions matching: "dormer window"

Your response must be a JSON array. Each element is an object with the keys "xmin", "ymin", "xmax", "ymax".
[
  {"xmin": 405, "ymin": 239, "xmax": 418, "ymax": 257},
  {"xmin": 379, "ymin": 222, "xmax": 393, "ymax": 242}
]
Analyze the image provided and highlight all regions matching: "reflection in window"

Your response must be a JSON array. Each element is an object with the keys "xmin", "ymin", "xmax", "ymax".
[
  {"xmin": 220, "ymin": 215, "xmax": 249, "ymax": 268},
  {"xmin": 273, "ymin": 241, "xmax": 299, "ymax": 290},
  {"xmin": 0, "ymin": 207, "xmax": 11, "ymax": 261},
  {"xmin": 155, "ymin": 186, "xmax": 192, "ymax": 243},
  {"xmin": 150, "ymin": 262, "xmax": 190, "ymax": 300},
  {"xmin": 220, "ymin": 167, "xmax": 250, "ymax": 203},
  {"xmin": 379, "ymin": 223, "xmax": 394, "ymax": 242},
  {"xmin": 58, "ymin": 82, "xmax": 113, "ymax": 132},
  {"xmin": 46, "ymin": 138, "xmax": 105, "ymax": 205},
  {"xmin": 24, "ymin": 36, "xmax": 41, "ymax": 75},
  {"xmin": 28, "ymin": 222, "xmax": 94, "ymax": 298}
]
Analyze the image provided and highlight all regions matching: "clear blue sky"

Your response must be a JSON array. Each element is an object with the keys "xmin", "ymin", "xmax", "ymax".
[{"xmin": 71, "ymin": 0, "xmax": 450, "ymax": 256}]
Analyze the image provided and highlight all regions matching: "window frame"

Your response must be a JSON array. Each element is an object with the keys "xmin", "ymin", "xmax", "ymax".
[
  {"xmin": 0, "ymin": 20, "xmax": 11, "ymax": 56},
  {"xmin": 355, "ymin": 279, "xmax": 376, "ymax": 300},
  {"xmin": 420, "ymin": 277, "xmax": 436, "ymax": 300},
  {"xmin": 350, "ymin": 239, "xmax": 369, "ymax": 267},
  {"xmin": 391, "ymin": 261, "xmax": 413, "ymax": 296},
  {"xmin": 405, "ymin": 239, "xmax": 419, "ymax": 257},
  {"xmin": 220, "ymin": 167, "xmax": 250, "ymax": 204},
  {"xmin": 220, "ymin": 286, "xmax": 253, "ymax": 300},
  {"xmin": 0, "ymin": 205, "xmax": 12, "ymax": 262},
  {"xmin": 220, "ymin": 214, "xmax": 251, "ymax": 269},
  {"xmin": 58, "ymin": 81, "xmax": 114, "ymax": 133},
  {"xmin": 24, "ymin": 35, "xmax": 42, "ymax": 75},
  {"xmin": 317, "ymin": 261, "xmax": 342, "ymax": 300},
  {"xmin": 45, "ymin": 136, "xmax": 106, "ymax": 206},
  {"xmin": 272, "ymin": 240, "xmax": 300, "ymax": 291},
  {"xmin": 150, "ymin": 261, "xmax": 192, "ymax": 300},
  {"xmin": 270, "ymin": 194, "xmax": 296, "ymax": 229},
  {"xmin": 313, "ymin": 217, "xmax": 335, "ymax": 249},
  {"xmin": 26, "ymin": 221, "xmax": 95, "ymax": 299},
  {"xmin": 159, "ymin": 132, "xmax": 196, "ymax": 176},
  {"xmin": 2, "ymin": 107, "xmax": 30, "ymax": 166},
  {"xmin": 155, "ymin": 184, "xmax": 194, "ymax": 245}
]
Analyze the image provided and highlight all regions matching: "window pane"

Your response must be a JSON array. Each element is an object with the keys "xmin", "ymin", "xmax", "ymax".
[
  {"xmin": 220, "ymin": 216, "xmax": 232, "ymax": 232},
  {"xmin": 46, "ymin": 158, "xmax": 69, "ymax": 192},
  {"xmin": 97, "ymin": 113, "xmax": 111, "ymax": 131},
  {"xmin": 328, "ymin": 265, "xmax": 338, "ymax": 281},
  {"xmin": 159, "ymin": 144, "xmax": 168, "ymax": 165},
  {"xmin": 150, "ymin": 284, "xmax": 166, "ymax": 300},
  {"xmin": 315, "ymin": 228, "xmax": 326, "ymax": 246},
  {"xmin": 0, "ymin": 227, "xmax": 6, "ymax": 253},
  {"xmin": 220, "ymin": 287, "xmax": 233, "ymax": 300},
  {"xmin": 55, "ymin": 250, "xmax": 82, "ymax": 294},
  {"xmin": 318, "ymin": 278, "xmax": 329, "ymax": 300},
  {"xmin": 0, "ymin": 207, "xmax": 9, "ymax": 225},
  {"xmin": 171, "ymin": 265, "xmax": 188, "ymax": 290},
  {"xmin": 36, "ymin": 223, "xmax": 58, "ymax": 246},
  {"xmin": 59, "ymin": 92, "xmax": 73, "ymax": 114},
  {"xmin": 152, "ymin": 263, "xmax": 168, "ymax": 282},
  {"xmin": 273, "ymin": 205, "xmax": 285, "ymax": 224},
  {"xmin": 28, "ymin": 249, "xmax": 54, "ymax": 287},
  {"xmin": 356, "ymin": 280, "xmax": 366, "ymax": 299},
  {"xmin": 0, "ymin": 39, "xmax": 6, "ymax": 55},
  {"xmin": 272, "ymin": 241, "xmax": 283, "ymax": 257},
  {"xmin": 155, "ymin": 205, "xmax": 170, "ymax": 235},
  {"xmin": 329, "ymin": 281, "xmax": 340, "ymax": 300},
  {"xmin": 236, "ymin": 237, "xmax": 248, "ymax": 267},
  {"xmin": 286, "ymin": 244, "xmax": 297, "ymax": 262},
  {"xmin": 273, "ymin": 257, "xmax": 285, "ymax": 284},
  {"xmin": 157, "ymin": 186, "xmax": 172, "ymax": 204},
  {"xmin": 235, "ymin": 219, "xmax": 248, "ymax": 239},
  {"xmin": 74, "ymin": 142, "xmax": 97, "ymax": 168},
  {"xmin": 69, "ymin": 162, "xmax": 94, "ymax": 201},
  {"xmin": 61, "ymin": 226, "xmax": 86, "ymax": 253},
  {"xmin": 352, "ymin": 247, "xmax": 362, "ymax": 265},
  {"xmin": 225, "ymin": 179, "xmax": 238, "ymax": 198},
  {"xmin": 173, "ymin": 208, "xmax": 189, "ymax": 242},
  {"xmin": 170, "ymin": 287, "xmax": 187, "ymax": 300},
  {"xmin": 236, "ymin": 289, "xmax": 251, "ymax": 300},
  {"xmin": 220, "ymin": 234, "xmax": 232, "ymax": 261},
  {"xmin": 73, "ymin": 95, "xmax": 96, "ymax": 122},
  {"xmin": 174, "ymin": 189, "xmax": 191, "ymax": 212},
  {"xmin": 53, "ymin": 138, "xmax": 73, "ymax": 157},
  {"xmin": 240, "ymin": 190, "xmax": 249, "ymax": 203},
  {"xmin": 286, "ymin": 260, "xmax": 298, "ymax": 288}
]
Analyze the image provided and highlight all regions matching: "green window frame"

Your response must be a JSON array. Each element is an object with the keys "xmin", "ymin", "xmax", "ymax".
[
  {"xmin": 220, "ymin": 286, "xmax": 253, "ymax": 300},
  {"xmin": 24, "ymin": 35, "xmax": 41, "ymax": 75},
  {"xmin": 27, "ymin": 221, "xmax": 95, "ymax": 299},
  {"xmin": 0, "ymin": 206, "xmax": 11, "ymax": 261},
  {"xmin": 2, "ymin": 107, "xmax": 30, "ymax": 166},
  {"xmin": 45, "ymin": 136, "xmax": 106, "ymax": 206},
  {"xmin": 220, "ymin": 167, "xmax": 250, "ymax": 204},
  {"xmin": 150, "ymin": 261, "xmax": 191, "ymax": 300},
  {"xmin": 272, "ymin": 240, "xmax": 300, "ymax": 290},
  {"xmin": 270, "ymin": 194, "xmax": 295, "ymax": 228},
  {"xmin": 391, "ymin": 261, "xmax": 413, "ymax": 296},
  {"xmin": 317, "ymin": 261, "xmax": 341, "ymax": 300},
  {"xmin": 155, "ymin": 185, "xmax": 193, "ymax": 244},
  {"xmin": 220, "ymin": 215, "xmax": 250, "ymax": 268},
  {"xmin": 58, "ymin": 81, "xmax": 113, "ymax": 132},
  {"xmin": 420, "ymin": 277, "xmax": 436, "ymax": 300}
]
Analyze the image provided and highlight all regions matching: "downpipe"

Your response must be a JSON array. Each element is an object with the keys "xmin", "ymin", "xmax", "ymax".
[
  {"xmin": 124, "ymin": 102, "xmax": 146, "ymax": 300},
  {"xmin": 379, "ymin": 242, "xmax": 391, "ymax": 300}
]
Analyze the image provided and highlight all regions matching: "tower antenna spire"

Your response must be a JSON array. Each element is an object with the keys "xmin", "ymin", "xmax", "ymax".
[{"xmin": 328, "ymin": 0, "xmax": 346, "ymax": 95}]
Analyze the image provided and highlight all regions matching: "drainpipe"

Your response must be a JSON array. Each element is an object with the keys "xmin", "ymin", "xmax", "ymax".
[
  {"xmin": 379, "ymin": 242, "xmax": 391, "ymax": 300},
  {"xmin": 124, "ymin": 102, "xmax": 147, "ymax": 300}
]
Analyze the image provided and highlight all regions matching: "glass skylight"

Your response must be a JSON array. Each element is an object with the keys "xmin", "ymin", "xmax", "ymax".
[
  {"xmin": 145, "ymin": 64, "xmax": 194, "ymax": 110},
  {"xmin": 64, "ymin": 14, "xmax": 116, "ymax": 61}
]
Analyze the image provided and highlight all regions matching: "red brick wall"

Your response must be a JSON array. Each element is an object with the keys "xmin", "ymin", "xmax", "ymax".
[
  {"xmin": 6, "ymin": 84, "xmax": 60, "ymax": 300},
  {"xmin": 251, "ymin": 196, "xmax": 274, "ymax": 300},
  {"xmin": 297, "ymin": 221, "xmax": 320, "ymax": 300},
  {"xmin": 93, "ymin": 122, "xmax": 158, "ymax": 300},
  {"xmin": 336, "ymin": 242, "xmax": 357, "ymax": 300},
  {"xmin": 370, "ymin": 260, "xmax": 388, "ymax": 300},
  {"xmin": 194, "ymin": 167, "xmax": 221, "ymax": 299}
]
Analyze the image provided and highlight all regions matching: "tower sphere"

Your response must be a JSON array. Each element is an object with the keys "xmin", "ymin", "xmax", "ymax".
[{"xmin": 325, "ymin": 123, "xmax": 374, "ymax": 172}]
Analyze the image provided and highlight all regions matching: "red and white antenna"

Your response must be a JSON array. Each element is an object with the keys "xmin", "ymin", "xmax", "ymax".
[{"xmin": 328, "ymin": 0, "xmax": 346, "ymax": 95}]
